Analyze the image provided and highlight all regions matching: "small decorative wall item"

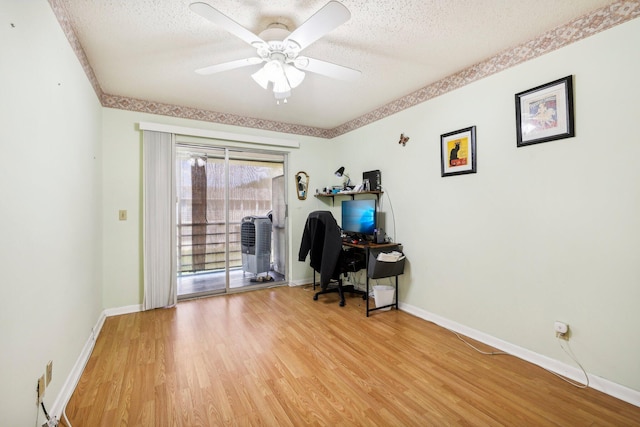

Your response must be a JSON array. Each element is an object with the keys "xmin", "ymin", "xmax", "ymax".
[
  {"xmin": 398, "ymin": 133, "xmax": 409, "ymax": 146},
  {"xmin": 440, "ymin": 126, "xmax": 477, "ymax": 177},
  {"xmin": 295, "ymin": 171, "xmax": 309, "ymax": 200},
  {"xmin": 515, "ymin": 75, "xmax": 574, "ymax": 147}
]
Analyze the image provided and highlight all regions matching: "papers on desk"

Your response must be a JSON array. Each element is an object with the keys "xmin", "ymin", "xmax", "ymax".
[{"xmin": 376, "ymin": 251, "xmax": 405, "ymax": 262}]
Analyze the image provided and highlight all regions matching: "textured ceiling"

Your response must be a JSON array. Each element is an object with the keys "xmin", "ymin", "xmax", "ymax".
[{"xmin": 54, "ymin": 0, "xmax": 631, "ymax": 136}]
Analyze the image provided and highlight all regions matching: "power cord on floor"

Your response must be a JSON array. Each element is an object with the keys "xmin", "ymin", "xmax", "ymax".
[
  {"xmin": 447, "ymin": 328, "xmax": 507, "ymax": 356},
  {"xmin": 63, "ymin": 406, "xmax": 73, "ymax": 427},
  {"xmin": 446, "ymin": 326, "xmax": 589, "ymax": 389},
  {"xmin": 553, "ymin": 339, "xmax": 589, "ymax": 389}
]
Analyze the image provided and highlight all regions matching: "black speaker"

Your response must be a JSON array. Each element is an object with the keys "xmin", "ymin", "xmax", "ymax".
[{"xmin": 362, "ymin": 170, "xmax": 381, "ymax": 191}]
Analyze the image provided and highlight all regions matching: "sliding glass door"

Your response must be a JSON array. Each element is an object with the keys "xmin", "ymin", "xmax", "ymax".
[{"xmin": 176, "ymin": 145, "xmax": 286, "ymax": 299}]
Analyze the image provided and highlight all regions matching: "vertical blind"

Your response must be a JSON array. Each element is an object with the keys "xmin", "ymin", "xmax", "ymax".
[{"xmin": 142, "ymin": 130, "xmax": 177, "ymax": 310}]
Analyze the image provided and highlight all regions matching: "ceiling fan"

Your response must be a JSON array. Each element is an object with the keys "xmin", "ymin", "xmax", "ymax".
[{"xmin": 190, "ymin": 1, "xmax": 361, "ymax": 103}]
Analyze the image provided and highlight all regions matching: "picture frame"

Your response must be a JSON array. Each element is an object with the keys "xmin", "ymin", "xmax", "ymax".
[
  {"xmin": 515, "ymin": 75, "xmax": 574, "ymax": 147},
  {"xmin": 440, "ymin": 126, "xmax": 477, "ymax": 177},
  {"xmin": 295, "ymin": 171, "xmax": 309, "ymax": 200}
]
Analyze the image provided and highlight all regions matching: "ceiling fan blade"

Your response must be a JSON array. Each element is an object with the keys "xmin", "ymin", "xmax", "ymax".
[
  {"xmin": 284, "ymin": 1, "xmax": 351, "ymax": 51},
  {"xmin": 190, "ymin": 2, "xmax": 265, "ymax": 47},
  {"xmin": 195, "ymin": 58, "xmax": 263, "ymax": 75},
  {"xmin": 295, "ymin": 57, "xmax": 361, "ymax": 81}
]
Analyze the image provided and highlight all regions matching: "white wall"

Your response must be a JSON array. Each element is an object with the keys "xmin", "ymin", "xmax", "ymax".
[
  {"xmin": 0, "ymin": 1, "xmax": 103, "ymax": 425},
  {"xmin": 334, "ymin": 18, "xmax": 640, "ymax": 392}
]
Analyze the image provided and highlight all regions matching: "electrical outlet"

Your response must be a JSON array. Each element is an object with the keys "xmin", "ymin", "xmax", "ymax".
[
  {"xmin": 46, "ymin": 360, "xmax": 53, "ymax": 386},
  {"xmin": 42, "ymin": 417, "xmax": 59, "ymax": 427},
  {"xmin": 37, "ymin": 375, "xmax": 45, "ymax": 404},
  {"xmin": 554, "ymin": 321, "xmax": 570, "ymax": 340}
]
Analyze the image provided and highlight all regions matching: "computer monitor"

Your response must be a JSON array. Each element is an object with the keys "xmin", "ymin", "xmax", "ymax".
[{"xmin": 341, "ymin": 199, "xmax": 377, "ymax": 237}]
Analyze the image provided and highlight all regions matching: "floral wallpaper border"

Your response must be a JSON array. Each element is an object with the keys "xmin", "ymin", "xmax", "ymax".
[{"xmin": 48, "ymin": 0, "xmax": 640, "ymax": 139}]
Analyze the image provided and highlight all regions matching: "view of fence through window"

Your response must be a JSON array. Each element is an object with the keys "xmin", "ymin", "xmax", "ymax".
[{"xmin": 177, "ymin": 149, "xmax": 284, "ymax": 274}]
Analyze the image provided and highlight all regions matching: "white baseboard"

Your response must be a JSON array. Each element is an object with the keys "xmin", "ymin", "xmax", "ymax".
[
  {"xmin": 288, "ymin": 279, "xmax": 312, "ymax": 287},
  {"xmin": 49, "ymin": 310, "xmax": 106, "ymax": 417},
  {"xmin": 104, "ymin": 304, "xmax": 143, "ymax": 317},
  {"xmin": 399, "ymin": 302, "xmax": 640, "ymax": 408},
  {"xmin": 49, "ymin": 304, "xmax": 143, "ymax": 419}
]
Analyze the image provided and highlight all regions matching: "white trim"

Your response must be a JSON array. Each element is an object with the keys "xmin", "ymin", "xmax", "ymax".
[
  {"xmin": 48, "ymin": 305, "xmax": 142, "ymax": 419},
  {"xmin": 104, "ymin": 304, "xmax": 143, "ymax": 317},
  {"xmin": 399, "ymin": 302, "xmax": 640, "ymax": 408},
  {"xmin": 138, "ymin": 122, "xmax": 299, "ymax": 148},
  {"xmin": 288, "ymin": 279, "xmax": 311, "ymax": 287},
  {"xmin": 49, "ymin": 311, "xmax": 106, "ymax": 417}
]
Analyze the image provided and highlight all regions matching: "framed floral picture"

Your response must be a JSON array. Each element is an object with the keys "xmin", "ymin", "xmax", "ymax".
[
  {"xmin": 440, "ymin": 126, "xmax": 476, "ymax": 177},
  {"xmin": 515, "ymin": 75, "xmax": 575, "ymax": 147}
]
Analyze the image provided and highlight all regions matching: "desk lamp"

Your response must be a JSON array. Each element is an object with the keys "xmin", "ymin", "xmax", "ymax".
[{"xmin": 335, "ymin": 166, "xmax": 352, "ymax": 189}]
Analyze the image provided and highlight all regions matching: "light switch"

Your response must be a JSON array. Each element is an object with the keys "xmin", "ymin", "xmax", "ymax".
[{"xmin": 119, "ymin": 210, "xmax": 127, "ymax": 221}]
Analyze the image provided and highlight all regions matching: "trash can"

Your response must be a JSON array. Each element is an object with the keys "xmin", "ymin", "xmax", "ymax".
[{"xmin": 373, "ymin": 285, "xmax": 395, "ymax": 311}]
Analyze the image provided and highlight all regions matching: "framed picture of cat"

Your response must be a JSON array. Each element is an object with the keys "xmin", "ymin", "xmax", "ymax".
[{"xmin": 440, "ymin": 126, "xmax": 477, "ymax": 177}]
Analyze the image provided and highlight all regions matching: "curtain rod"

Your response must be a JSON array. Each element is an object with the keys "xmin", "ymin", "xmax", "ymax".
[{"xmin": 139, "ymin": 122, "xmax": 299, "ymax": 149}]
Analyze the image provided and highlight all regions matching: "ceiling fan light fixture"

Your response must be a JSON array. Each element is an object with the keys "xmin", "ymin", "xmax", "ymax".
[
  {"xmin": 251, "ymin": 40, "xmax": 269, "ymax": 49},
  {"xmin": 258, "ymin": 24, "xmax": 290, "ymax": 42},
  {"xmin": 265, "ymin": 60, "xmax": 284, "ymax": 80},
  {"xmin": 283, "ymin": 63, "xmax": 305, "ymax": 89},
  {"xmin": 251, "ymin": 66, "xmax": 270, "ymax": 90},
  {"xmin": 293, "ymin": 57, "xmax": 310, "ymax": 69},
  {"xmin": 272, "ymin": 72, "xmax": 291, "ymax": 94},
  {"xmin": 274, "ymin": 90, "xmax": 290, "ymax": 100},
  {"xmin": 274, "ymin": 89, "xmax": 290, "ymax": 105},
  {"xmin": 252, "ymin": 59, "xmax": 304, "ymax": 99}
]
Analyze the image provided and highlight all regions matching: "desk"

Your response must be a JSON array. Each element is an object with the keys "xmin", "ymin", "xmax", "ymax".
[{"xmin": 342, "ymin": 241, "xmax": 402, "ymax": 316}]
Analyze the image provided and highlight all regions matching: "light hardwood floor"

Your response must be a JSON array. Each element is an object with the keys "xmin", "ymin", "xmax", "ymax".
[{"xmin": 63, "ymin": 285, "xmax": 640, "ymax": 426}]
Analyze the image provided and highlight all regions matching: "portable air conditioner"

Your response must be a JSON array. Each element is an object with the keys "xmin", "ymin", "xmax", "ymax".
[{"xmin": 241, "ymin": 216, "xmax": 272, "ymax": 276}]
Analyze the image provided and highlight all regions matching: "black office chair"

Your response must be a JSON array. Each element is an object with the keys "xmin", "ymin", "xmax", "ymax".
[{"xmin": 298, "ymin": 211, "xmax": 367, "ymax": 306}]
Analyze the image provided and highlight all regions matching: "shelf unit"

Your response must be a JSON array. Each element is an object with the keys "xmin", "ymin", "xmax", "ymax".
[
  {"xmin": 342, "ymin": 241, "xmax": 404, "ymax": 316},
  {"xmin": 315, "ymin": 190, "xmax": 383, "ymax": 205}
]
